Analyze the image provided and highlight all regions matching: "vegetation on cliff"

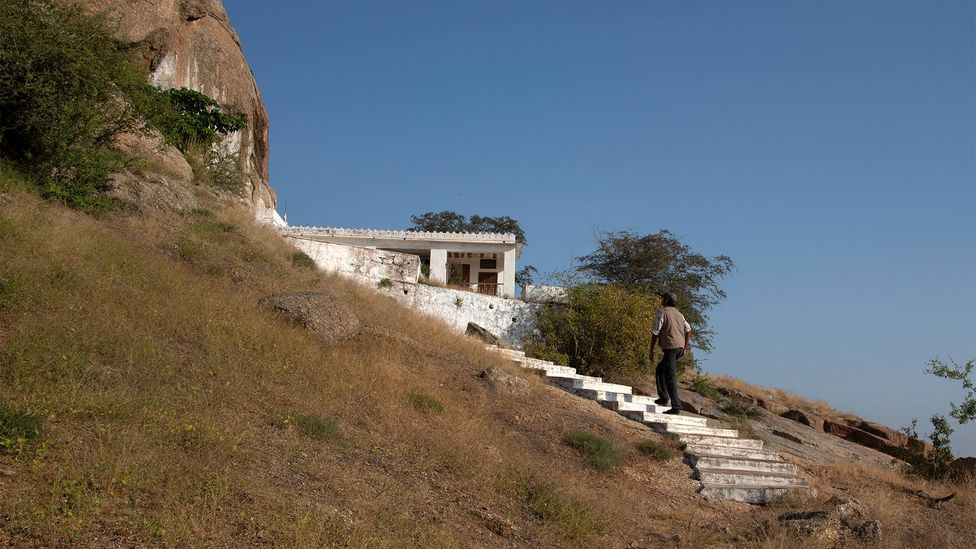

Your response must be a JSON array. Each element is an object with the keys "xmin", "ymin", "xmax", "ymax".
[{"xmin": 0, "ymin": 0, "xmax": 248, "ymax": 208}]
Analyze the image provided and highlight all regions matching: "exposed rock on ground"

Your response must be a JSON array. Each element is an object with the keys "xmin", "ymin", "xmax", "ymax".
[
  {"xmin": 82, "ymin": 0, "xmax": 275, "ymax": 210},
  {"xmin": 259, "ymin": 292, "xmax": 360, "ymax": 345},
  {"xmin": 778, "ymin": 496, "xmax": 881, "ymax": 546},
  {"xmin": 479, "ymin": 364, "xmax": 529, "ymax": 395}
]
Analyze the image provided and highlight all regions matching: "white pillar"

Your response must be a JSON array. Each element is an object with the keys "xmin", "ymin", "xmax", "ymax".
[
  {"xmin": 430, "ymin": 249, "xmax": 448, "ymax": 283},
  {"xmin": 501, "ymin": 248, "xmax": 516, "ymax": 298}
]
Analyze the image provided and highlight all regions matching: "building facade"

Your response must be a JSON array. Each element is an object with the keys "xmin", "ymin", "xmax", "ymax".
[{"xmin": 281, "ymin": 226, "xmax": 520, "ymax": 298}]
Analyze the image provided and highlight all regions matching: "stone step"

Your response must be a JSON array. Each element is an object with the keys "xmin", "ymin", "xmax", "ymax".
[
  {"xmin": 547, "ymin": 372, "xmax": 602, "ymax": 383},
  {"xmin": 688, "ymin": 455, "xmax": 798, "ymax": 475},
  {"xmin": 683, "ymin": 444, "xmax": 781, "ymax": 461},
  {"xmin": 694, "ymin": 467, "xmax": 806, "ymax": 487},
  {"xmin": 491, "ymin": 347, "xmax": 525, "ymax": 358},
  {"xmin": 525, "ymin": 363, "xmax": 578, "ymax": 376},
  {"xmin": 619, "ymin": 410, "xmax": 709, "ymax": 427},
  {"xmin": 660, "ymin": 423, "xmax": 738, "ymax": 438},
  {"xmin": 677, "ymin": 435, "xmax": 764, "ymax": 450},
  {"xmin": 569, "ymin": 380, "xmax": 633, "ymax": 395},
  {"xmin": 698, "ymin": 483, "xmax": 816, "ymax": 505},
  {"xmin": 600, "ymin": 400, "xmax": 671, "ymax": 415}
]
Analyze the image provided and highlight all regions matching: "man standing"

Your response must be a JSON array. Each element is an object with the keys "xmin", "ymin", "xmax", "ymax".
[{"xmin": 649, "ymin": 292, "xmax": 691, "ymax": 415}]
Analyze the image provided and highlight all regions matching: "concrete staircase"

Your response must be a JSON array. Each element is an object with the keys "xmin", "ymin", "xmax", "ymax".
[{"xmin": 487, "ymin": 346, "xmax": 815, "ymax": 505}]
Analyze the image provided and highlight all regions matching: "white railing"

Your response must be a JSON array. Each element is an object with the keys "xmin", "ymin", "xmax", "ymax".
[{"xmin": 280, "ymin": 225, "xmax": 516, "ymax": 243}]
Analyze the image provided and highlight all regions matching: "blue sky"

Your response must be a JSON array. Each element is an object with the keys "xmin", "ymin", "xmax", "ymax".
[{"xmin": 226, "ymin": 1, "xmax": 975, "ymax": 454}]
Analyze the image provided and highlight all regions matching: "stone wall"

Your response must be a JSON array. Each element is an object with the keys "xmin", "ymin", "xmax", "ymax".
[
  {"xmin": 287, "ymin": 237, "xmax": 420, "ymax": 285},
  {"xmin": 395, "ymin": 284, "xmax": 540, "ymax": 345}
]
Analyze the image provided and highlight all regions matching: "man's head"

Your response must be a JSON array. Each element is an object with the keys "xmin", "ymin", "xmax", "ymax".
[{"xmin": 661, "ymin": 292, "xmax": 678, "ymax": 307}]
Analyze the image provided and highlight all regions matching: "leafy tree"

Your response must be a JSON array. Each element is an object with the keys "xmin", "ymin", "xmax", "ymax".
[
  {"xmin": 900, "ymin": 356, "xmax": 974, "ymax": 480},
  {"xmin": 409, "ymin": 211, "xmax": 527, "ymax": 246},
  {"xmin": 576, "ymin": 230, "xmax": 734, "ymax": 351},
  {"xmin": 516, "ymin": 265, "xmax": 538, "ymax": 289},
  {"xmin": 148, "ymin": 88, "xmax": 248, "ymax": 151},
  {"xmin": 0, "ymin": 0, "xmax": 152, "ymax": 209},
  {"xmin": 925, "ymin": 357, "xmax": 976, "ymax": 424}
]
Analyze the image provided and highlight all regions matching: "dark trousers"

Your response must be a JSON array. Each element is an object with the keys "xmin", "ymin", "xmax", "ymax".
[{"xmin": 655, "ymin": 347, "xmax": 683, "ymax": 410}]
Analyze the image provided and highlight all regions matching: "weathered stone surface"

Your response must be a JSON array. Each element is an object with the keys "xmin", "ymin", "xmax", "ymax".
[
  {"xmin": 757, "ymin": 398, "xmax": 790, "ymax": 416},
  {"xmin": 105, "ymin": 131, "xmax": 197, "ymax": 212},
  {"xmin": 778, "ymin": 497, "xmax": 880, "ymax": 546},
  {"xmin": 781, "ymin": 409, "xmax": 826, "ymax": 432},
  {"xmin": 479, "ymin": 365, "xmax": 529, "ymax": 395},
  {"xmin": 466, "ymin": 322, "xmax": 512, "ymax": 349},
  {"xmin": 260, "ymin": 292, "xmax": 360, "ymax": 345},
  {"xmin": 846, "ymin": 419, "xmax": 909, "ymax": 447},
  {"xmin": 81, "ymin": 0, "xmax": 275, "ymax": 210}
]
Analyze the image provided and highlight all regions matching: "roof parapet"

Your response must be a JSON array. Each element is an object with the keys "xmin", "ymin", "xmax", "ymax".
[{"xmin": 280, "ymin": 226, "xmax": 518, "ymax": 243}]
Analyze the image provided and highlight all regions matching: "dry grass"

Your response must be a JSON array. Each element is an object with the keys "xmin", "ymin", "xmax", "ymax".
[
  {"xmin": 708, "ymin": 374, "xmax": 855, "ymax": 417},
  {"xmin": 1, "ymin": 179, "xmax": 972, "ymax": 547}
]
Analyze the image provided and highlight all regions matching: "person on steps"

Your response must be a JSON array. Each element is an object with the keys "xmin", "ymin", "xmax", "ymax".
[{"xmin": 649, "ymin": 292, "xmax": 691, "ymax": 415}]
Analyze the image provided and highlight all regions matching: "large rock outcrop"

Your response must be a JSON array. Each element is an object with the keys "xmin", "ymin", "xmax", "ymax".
[{"xmin": 83, "ymin": 0, "xmax": 275, "ymax": 211}]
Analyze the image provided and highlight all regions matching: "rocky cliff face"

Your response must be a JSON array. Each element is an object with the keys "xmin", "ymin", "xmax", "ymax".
[{"xmin": 85, "ymin": 0, "xmax": 275, "ymax": 211}]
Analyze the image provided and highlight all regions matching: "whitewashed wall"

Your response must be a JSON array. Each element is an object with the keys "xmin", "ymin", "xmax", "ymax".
[
  {"xmin": 287, "ymin": 237, "xmax": 420, "ymax": 285},
  {"xmin": 390, "ymin": 284, "xmax": 540, "ymax": 345}
]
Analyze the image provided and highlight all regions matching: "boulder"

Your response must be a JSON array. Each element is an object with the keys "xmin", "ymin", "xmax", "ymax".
[
  {"xmin": 466, "ymin": 322, "xmax": 512, "ymax": 349},
  {"xmin": 260, "ymin": 292, "xmax": 360, "ymax": 345},
  {"xmin": 480, "ymin": 365, "xmax": 529, "ymax": 395},
  {"xmin": 951, "ymin": 457, "xmax": 976, "ymax": 480},
  {"xmin": 105, "ymin": 131, "xmax": 197, "ymax": 213},
  {"xmin": 81, "ymin": 0, "xmax": 275, "ymax": 210},
  {"xmin": 756, "ymin": 398, "xmax": 790, "ymax": 416},
  {"xmin": 778, "ymin": 496, "xmax": 880, "ymax": 546}
]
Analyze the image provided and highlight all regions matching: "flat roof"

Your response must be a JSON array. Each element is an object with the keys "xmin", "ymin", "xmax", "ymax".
[{"xmin": 282, "ymin": 226, "xmax": 518, "ymax": 244}]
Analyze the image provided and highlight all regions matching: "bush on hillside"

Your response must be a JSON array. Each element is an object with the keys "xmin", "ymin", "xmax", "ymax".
[
  {"xmin": 563, "ymin": 430, "xmax": 623, "ymax": 471},
  {"xmin": 525, "ymin": 284, "xmax": 659, "ymax": 378},
  {"xmin": 0, "ymin": 1, "xmax": 249, "ymax": 208},
  {"xmin": 0, "ymin": 0, "xmax": 152, "ymax": 209}
]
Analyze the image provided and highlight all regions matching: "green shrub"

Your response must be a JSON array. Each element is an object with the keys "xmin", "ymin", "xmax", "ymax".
[
  {"xmin": 408, "ymin": 392, "xmax": 444, "ymax": 415},
  {"xmin": 0, "ymin": 1, "xmax": 248, "ymax": 208},
  {"xmin": 524, "ymin": 342, "xmax": 570, "ymax": 366},
  {"xmin": 378, "ymin": 278, "xmax": 394, "ymax": 289},
  {"xmin": 636, "ymin": 439, "xmax": 672, "ymax": 460},
  {"xmin": 527, "ymin": 284, "xmax": 659, "ymax": 378},
  {"xmin": 563, "ymin": 430, "xmax": 623, "ymax": 471},
  {"xmin": 0, "ymin": 400, "xmax": 44, "ymax": 455},
  {"xmin": 290, "ymin": 251, "xmax": 316, "ymax": 270},
  {"xmin": 721, "ymin": 399, "xmax": 760, "ymax": 419},
  {"xmin": 0, "ymin": 0, "xmax": 153, "ymax": 210},
  {"xmin": 293, "ymin": 413, "xmax": 339, "ymax": 441}
]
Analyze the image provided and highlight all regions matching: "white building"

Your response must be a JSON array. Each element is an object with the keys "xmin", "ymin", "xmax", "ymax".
[{"xmin": 281, "ymin": 226, "xmax": 520, "ymax": 298}]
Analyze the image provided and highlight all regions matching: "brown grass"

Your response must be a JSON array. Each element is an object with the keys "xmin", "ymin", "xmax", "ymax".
[
  {"xmin": 708, "ymin": 374, "xmax": 857, "ymax": 418},
  {"xmin": 0, "ymin": 179, "xmax": 972, "ymax": 547}
]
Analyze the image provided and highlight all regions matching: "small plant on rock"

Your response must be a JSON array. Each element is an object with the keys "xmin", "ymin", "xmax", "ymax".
[{"xmin": 378, "ymin": 278, "xmax": 394, "ymax": 289}]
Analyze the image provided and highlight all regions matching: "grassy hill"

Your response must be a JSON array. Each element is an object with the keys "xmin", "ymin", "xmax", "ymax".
[{"xmin": 0, "ymin": 171, "xmax": 973, "ymax": 547}]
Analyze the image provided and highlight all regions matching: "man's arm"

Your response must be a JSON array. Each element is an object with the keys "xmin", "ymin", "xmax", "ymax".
[
  {"xmin": 684, "ymin": 329, "xmax": 692, "ymax": 353},
  {"xmin": 649, "ymin": 334, "xmax": 658, "ymax": 360}
]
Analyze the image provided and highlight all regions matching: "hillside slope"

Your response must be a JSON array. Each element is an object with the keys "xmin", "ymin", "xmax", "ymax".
[{"xmin": 0, "ymin": 178, "xmax": 973, "ymax": 547}]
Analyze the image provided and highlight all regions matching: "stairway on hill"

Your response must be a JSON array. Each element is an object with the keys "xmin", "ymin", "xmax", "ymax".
[{"xmin": 487, "ymin": 346, "xmax": 816, "ymax": 505}]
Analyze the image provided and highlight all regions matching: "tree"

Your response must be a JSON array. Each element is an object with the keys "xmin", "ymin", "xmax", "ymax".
[
  {"xmin": 901, "ymin": 356, "xmax": 974, "ymax": 480},
  {"xmin": 516, "ymin": 265, "xmax": 538, "ymax": 289},
  {"xmin": 409, "ymin": 211, "xmax": 527, "ymax": 246},
  {"xmin": 576, "ymin": 230, "xmax": 734, "ymax": 351}
]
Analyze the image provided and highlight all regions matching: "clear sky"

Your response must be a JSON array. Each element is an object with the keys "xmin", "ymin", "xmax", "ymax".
[{"xmin": 225, "ymin": 1, "xmax": 976, "ymax": 455}]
